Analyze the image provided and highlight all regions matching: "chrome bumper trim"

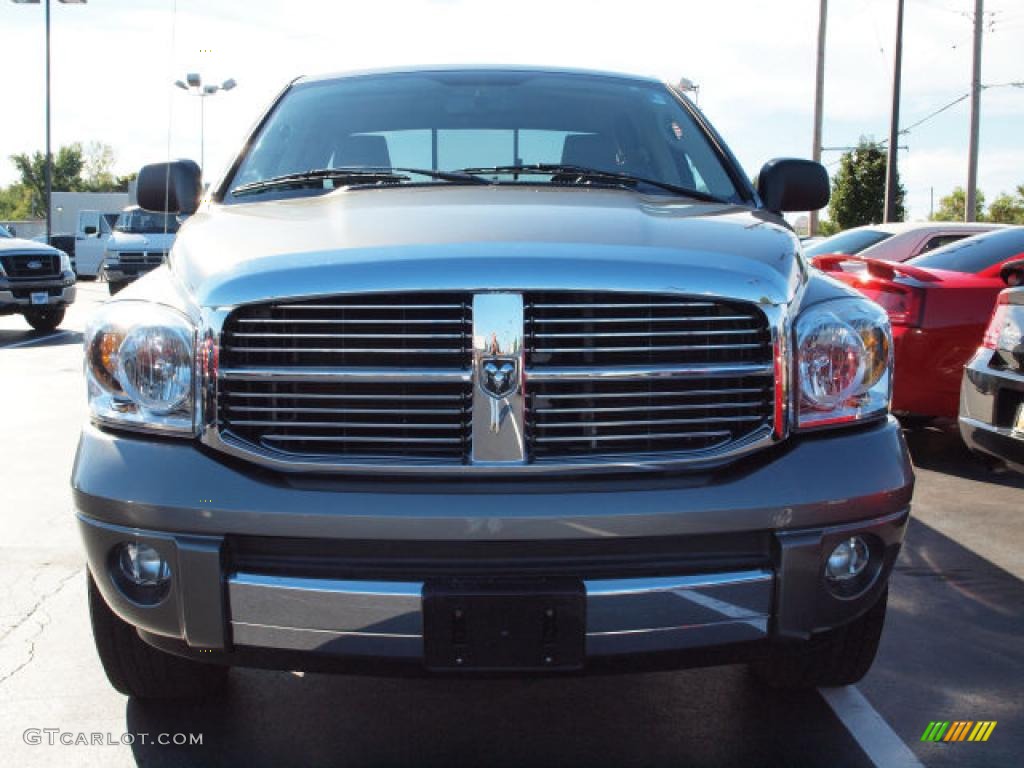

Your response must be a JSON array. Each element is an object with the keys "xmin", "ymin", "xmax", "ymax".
[{"xmin": 226, "ymin": 569, "xmax": 774, "ymax": 659}]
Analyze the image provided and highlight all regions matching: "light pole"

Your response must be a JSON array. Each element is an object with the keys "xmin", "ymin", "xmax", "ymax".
[
  {"xmin": 677, "ymin": 77, "xmax": 700, "ymax": 107},
  {"xmin": 12, "ymin": 0, "xmax": 87, "ymax": 243},
  {"xmin": 174, "ymin": 74, "xmax": 237, "ymax": 173}
]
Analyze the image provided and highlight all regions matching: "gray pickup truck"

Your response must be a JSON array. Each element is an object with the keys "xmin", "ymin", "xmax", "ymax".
[
  {"xmin": 73, "ymin": 67, "xmax": 913, "ymax": 700},
  {"xmin": 0, "ymin": 224, "xmax": 76, "ymax": 331}
]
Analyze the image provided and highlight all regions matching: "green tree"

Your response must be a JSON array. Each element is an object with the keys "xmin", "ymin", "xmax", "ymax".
[
  {"xmin": 827, "ymin": 139, "xmax": 905, "ymax": 229},
  {"xmin": 0, "ymin": 184, "xmax": 33, "ymax": 220},
  {"xmin": 930, "ymin": 186, "xmax": 985, "ymax": 222},
  {"xmin": 986, "ymin": 184, "xmax": 1024, "ymax": 225},
  {"xmin": 10, "ymin": 143, "xmax": 86, "ymax": 217}
]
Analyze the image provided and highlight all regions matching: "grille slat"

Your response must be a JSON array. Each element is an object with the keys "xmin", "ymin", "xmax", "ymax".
[
  {"xmin": 535, "ymin": 402, "xmax": 765, "ymax": 414},
  {"xmin": 534, "ymin": 328, "xmax": 761, "ymax": 338},
  {"xmin": 227, "ymin": 406, "xmax": 464, "ymax": 415},
  {"xmin": 530, "ymin": 343, "xmax": 765, "ymax": 353},
  {"xmin": 534, "ymin": 431, "xmax": 733, "ymax": 444},
  {"xmin": 230, "ymin": 332, "xmax": 465, "ymax": 340}
]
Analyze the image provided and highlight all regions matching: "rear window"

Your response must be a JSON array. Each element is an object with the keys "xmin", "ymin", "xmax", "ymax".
[
  {"xmin": 908, "ymin": 229, "xmax": 1024, "ymax": 274},
  {"xmin": 804, "ymin": 229, "xmax": 892, "ymax": 257}
]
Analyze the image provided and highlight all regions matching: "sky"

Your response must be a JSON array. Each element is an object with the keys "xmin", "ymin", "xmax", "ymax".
[{"xmin": 0, "ymin": 0, "xmax": 1021, "ymax": 221}]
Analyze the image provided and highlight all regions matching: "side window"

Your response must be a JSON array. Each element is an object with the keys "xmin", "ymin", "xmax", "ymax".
[{"xmin": 919, "ymin": 234, "xmax": 967, "ymax": 254}]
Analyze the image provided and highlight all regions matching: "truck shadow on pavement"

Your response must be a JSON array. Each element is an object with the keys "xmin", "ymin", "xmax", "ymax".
[
  {"xmin": 861, "ymin": 516, "xmax": 1024, "ymax": 768},
  {"xmin": 124, "ymin": 663, "xmax": 871, "ymax": 768},
  {"xmin": 0, "ymin": 329, "xmax": 82, "ymax": 349},
  {"xmin": 902, "ymin": 422, "xmax": 1024, "ymax": 489}
]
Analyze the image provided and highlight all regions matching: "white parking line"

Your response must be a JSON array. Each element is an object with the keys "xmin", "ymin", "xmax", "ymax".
[
  {"xmin": 819, "ymin": 686, "xmax": 925, "ymax": 768},
  {"xmin": 0, "ymin": 330, "xmax": 76, "ymax": 350}
]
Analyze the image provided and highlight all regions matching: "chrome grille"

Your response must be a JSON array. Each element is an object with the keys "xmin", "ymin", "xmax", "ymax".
[
  {"xmin": 219, "ymin": 379, "xmax": 470, "ymax": 460},
  {"xmin": 528, "ymin": 376, "xmax": 773, "ymax": 458},
  {"xmin": 525, "ymin": 292, "xmax": 770, "ymax": 367},
  {"xmin": 213, "ymin": 291, "xmax": 777, "ymax": 470},
  {"xmin": 221, "ymin": 293, "xmax": 472, "ymax": 368},
  {"xmin": 525, "ymin": 292, "xmax": 774, "ymax": 459},
  {"xmin": 219, "ymin": 293, "xmax": 472, "ymax": 461}
]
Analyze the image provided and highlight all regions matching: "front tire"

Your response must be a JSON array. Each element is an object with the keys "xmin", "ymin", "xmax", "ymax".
[
  {"xmin": 24, "ymin": 307, "xmax": 65, "ymax": 332},
  {"xmin": 88, "ymin": 573, "xmax": 228, "ymax": 701},
  {"xmin": 108, "ymin": 281, "xmax": 125, "ymax": 295},
  {"xmin": 752, "ymin": 588, "xmax": 888, "ymax": 689}
]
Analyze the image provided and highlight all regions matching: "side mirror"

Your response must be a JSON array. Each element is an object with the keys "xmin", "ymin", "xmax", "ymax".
[
  {"xmin": 83, "ymin": 225, "xmax": 97, "ymax": 236},
  {"xmin": 757, "ymin": 158, "xmax": 830, "ymax": 213},
  {"xmin": 1000, "ymin": 258, "xmax": 1024, "ymax": 287},
  {"xmin": 137, "ymin": 159, "xmax": 202, "ymax": 215},
  {"xmin": 7, "ymin": 226, "xmax": 15, "ymax": 237}
]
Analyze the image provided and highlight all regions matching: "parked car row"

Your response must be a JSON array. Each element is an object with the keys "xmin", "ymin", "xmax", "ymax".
[{"xmin": 810, "ymin": 224, "xmax": 1024, "ymax": 470}]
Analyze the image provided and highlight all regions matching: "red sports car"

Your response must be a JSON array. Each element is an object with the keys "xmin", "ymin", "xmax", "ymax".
[{"xmin": 814, "ymin": 227, "xmax": 1024, "ymax": 419}]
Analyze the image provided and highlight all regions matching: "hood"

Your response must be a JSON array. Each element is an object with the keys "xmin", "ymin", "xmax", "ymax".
[
  {"xmin": 107, "ymin": 231, "xmax": 177, "ymax": 250},
  {"xmin": 0, "ymin": 237, "xmax": 60, "ymax": 255},
  {"xmin": 170, "ymin": 186, "xmax": 803, "ymax": 308}
]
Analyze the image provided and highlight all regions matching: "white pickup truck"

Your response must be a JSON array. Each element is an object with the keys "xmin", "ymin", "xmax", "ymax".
[
  {"xmin": 101, "ymin": 207, "xmax": 180, "ymax": 294},
  {"xmin": 73, "ymin": 210, "xmax": 120, "ymax": 278}
]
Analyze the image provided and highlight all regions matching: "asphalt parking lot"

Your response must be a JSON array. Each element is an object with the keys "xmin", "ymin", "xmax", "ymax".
[{"xmin": 1, "ymin": 280, "xmax": 1022, "ymax": 768}]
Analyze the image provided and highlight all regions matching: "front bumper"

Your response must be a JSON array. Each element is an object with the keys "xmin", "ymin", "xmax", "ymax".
[
  {"xmin": 0, "ymin": 276, "xmax": 76, "ymax": 310},
  {"xmin": 960, "ymin": 348, "xmax": 1024, "ymax": 472},
  {"xmin": 74, "ymin": 416, "xmax": 914, "ymax": 672},
  {"xmin": 102, "ymin": 264, "xmax": 157, "ymax": 284}
]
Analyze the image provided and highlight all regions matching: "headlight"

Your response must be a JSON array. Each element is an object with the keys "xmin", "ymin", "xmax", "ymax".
[
  {"xmin": 795, "ymin": 298, "xmax": 892, "ymax": 429},
  {"xmin": 58, "ymin": 250, "xmax": 72, "ymax": 272},
  {"xmin": 84, "ymin": 302, "xmax": 196, "ymax": 435}
]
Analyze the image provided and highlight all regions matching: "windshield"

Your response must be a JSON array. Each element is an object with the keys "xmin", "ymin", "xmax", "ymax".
[
  {"xmin": 804, "ymin": 228, "xmax": 893, "ymax": 257},
  {"xmin": 907, "ymin": 228, "xmax": 1024, "ymax": 274},
  {"xmin": 227, "ymin": 71, "xmax": 743, "ymax": 202},
  {"xmin": 114, "ymin": 209, "xmax": 180, "ymax": 234}
]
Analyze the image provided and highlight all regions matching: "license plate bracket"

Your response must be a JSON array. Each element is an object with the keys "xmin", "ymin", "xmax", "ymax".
[
  {"xmin": 30, "ymin": 291, "xmax": 48, "ymax": 305},
  {"xmin": 423, "ymin": 578, "xmax": 585, "ymax": 671}
]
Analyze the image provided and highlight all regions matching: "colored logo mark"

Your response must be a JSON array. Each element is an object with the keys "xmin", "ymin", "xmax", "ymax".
[{"xmin": 921, "ymin": 721, "xmax": 997, "ymax": 742}]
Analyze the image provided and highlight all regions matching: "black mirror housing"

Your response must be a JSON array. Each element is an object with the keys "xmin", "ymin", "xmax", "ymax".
[
  {"xmin": 83, "ymin": 226, "xmax": 97, "ymax": 236},
  {"xmin": 137, "ymin": 160, "xmax": 202, "ymax": 215},
  {"xmin": 757, "ymin": 158, "xmax": 830, "ymax": 213},
  {"xmin": 1000, "ymin": 258, "xmax": 1024, "ymax": 287}
]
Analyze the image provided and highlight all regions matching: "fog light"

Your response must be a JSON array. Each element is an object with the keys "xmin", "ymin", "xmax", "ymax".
[
  {"xmin": 117, "ymin": 542, "xmax": 171, "ymax": 587},
  {"xmin": 826, "ymin": 536, "xmax": 870, "ymax": 581}
]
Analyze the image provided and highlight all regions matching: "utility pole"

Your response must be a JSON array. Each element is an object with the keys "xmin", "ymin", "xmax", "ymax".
[
  {"xmin": 965, "ymin": 0, "xmax": 984, "ymax": 222},
  {"xmin": 44, "ymin": 0, "xmax": 51, "ymax": 242},
  {"xmin": 884, "ymin": 0, "xmax": 905, "ymax": 223},
  {"xmin": 810, "ymin": 0, "xmax": 827, "ymax": 236}
]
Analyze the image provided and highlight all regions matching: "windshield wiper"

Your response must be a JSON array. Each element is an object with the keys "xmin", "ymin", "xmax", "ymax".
[
  {"xmin": 231, "ymin": 167, "xmax": 490, "ymax": 197},
  {"xmin": 459, "ymin": 163, "xmax": 728, "ymax": 203}
]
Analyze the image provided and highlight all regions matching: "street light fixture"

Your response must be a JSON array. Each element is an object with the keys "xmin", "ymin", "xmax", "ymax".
[
  {"xmin": 173, "ymin": 73, "xmax": 237, "ymax": 173},
  {"xmin": 11, "ymin": 0, "xmax": 88, "ymax": 242},
  {"xmin": 677, "ymin": 77, "xmax": 700, "ymax": 106}
]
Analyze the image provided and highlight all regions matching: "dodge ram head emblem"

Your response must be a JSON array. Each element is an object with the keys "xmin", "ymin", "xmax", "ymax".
[{"xmin": 480, "ymin": 358, "xmax": 518, "ymax": 399}]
